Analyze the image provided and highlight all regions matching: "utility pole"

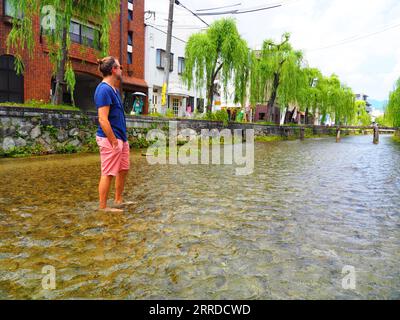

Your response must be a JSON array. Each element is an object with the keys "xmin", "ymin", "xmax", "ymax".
[{"xmin": 161, "ymin": 0, "xmax": 175, "ymax": 115}]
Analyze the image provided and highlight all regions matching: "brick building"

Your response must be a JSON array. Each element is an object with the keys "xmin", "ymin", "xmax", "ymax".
[{"xmin": 0, "ymin": 0, "xmax": 148, "ymax": 113}]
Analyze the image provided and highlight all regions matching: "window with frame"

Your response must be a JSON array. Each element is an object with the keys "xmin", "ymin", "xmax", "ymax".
[
  {"xmin": 172, "ymin": 98, "xmax": 180, "ymax": 116},
  {"xmin": 0, "ymin": 55, "xmax": 24, "ymax": 103},
  {"xmin": 156, "ymin": 49, "xmax": 173, "ymax": 72},
  {"xmin": 178, "ymin": 57, "xmax": 185, "ymax": 75},
  {"xmin": 69, "ymin": 20, "xmax": 100, "ymax": 50},
  {"xmin": 127, "ymin": 52, "xmax": 133, "ymax": 64},
  {"xmin": 128, "ymin": 32, "xmax": 133, "ymax": 46},
  {"xmin": 4, "ymin": 0, "xmax": 23, "ymax": 18}
]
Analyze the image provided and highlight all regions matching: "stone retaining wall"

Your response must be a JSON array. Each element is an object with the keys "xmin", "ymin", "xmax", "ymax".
[{"xmin": 0, "ymin": 106, "xmax": 340, "ymax": 156}]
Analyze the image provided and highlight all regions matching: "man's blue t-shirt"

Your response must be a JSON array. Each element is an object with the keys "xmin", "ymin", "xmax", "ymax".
[{"xmin": 94, "ymin": 82, "xmax": 127, "ymax": 142}]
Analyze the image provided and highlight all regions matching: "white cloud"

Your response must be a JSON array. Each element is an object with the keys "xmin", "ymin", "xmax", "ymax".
[{"xmin": 146, "ymin": 0, "xmax": 400, "ymax": 100}]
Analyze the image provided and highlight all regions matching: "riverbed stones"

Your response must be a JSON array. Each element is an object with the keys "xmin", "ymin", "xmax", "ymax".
[
  {"xmin": 69, "ymin": 139, "xmax": 81, "ymax": 148},
  {"xmin": 57, "ymin": 129, "xmax": 69, "ymax": 142},
  {"xmin": 30, "ymin": 117, "xmax": 40, "ymax": 125},
  {"xmin": 30, "ymin": 125, "xmax": 41, "ymax": 139},
  {"xmin": 68, "ymin": 128, "xmax": 79, "ymax": 137},
  {"xmin": 6, "ymin": 126, "xmax": 16, "ymax": 136},
  {"xmin": 15, "ymin": 137, "xmax": 27, "ymax": 147},
  {"xmin": 11, "ymin": 118, "xmax": 23, "ymax": 127},
  {"xmin": 42, "ymin": 132, "xmax": 53, "ymax": 145},
  {"xmin": 17, "ymin": 124, "xmax": 33, "ymax": 137},
  {"xmin": 2, "ymin": 137, "xmax": 15, "ymax": 151}
]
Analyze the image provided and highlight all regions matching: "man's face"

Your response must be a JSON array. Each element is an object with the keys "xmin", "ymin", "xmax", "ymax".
[{"xmin": 113, "ymin": 60, "xmax": 123, "ymax": 81}]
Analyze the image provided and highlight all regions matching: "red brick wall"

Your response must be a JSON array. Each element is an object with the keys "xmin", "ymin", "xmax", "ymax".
[{"xmin": 0, "ymin": 0, "xmax": 147, "ymax": 108}]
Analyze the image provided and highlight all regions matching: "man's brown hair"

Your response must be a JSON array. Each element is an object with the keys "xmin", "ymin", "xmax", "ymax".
[{"xmin": 97, "ymin": 56, "xmax": 118, "ymax": 77}]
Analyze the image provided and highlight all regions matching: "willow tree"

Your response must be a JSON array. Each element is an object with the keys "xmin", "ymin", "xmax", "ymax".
[
  {"xmin": 386, "ymin": 78, "xmax": 400, "ymax": 127},
  {"xmin": 297, "ymin": 67, "xmax": 323, "ymax": 124},
  {"xmin": 352, "ymin": 100, "xmax": 371, "ymax": 126},
  {"xmin": 250, "ymin": 33, "xmax": 305, "ymax": 121},
  {"xmin": 6, "ymin": 0, "xmax": 120, "ymax": 105},
  {"xmin": 317, "ymin": 74, "xmax": 356, "ymax": 125},
  {"xmin": 183, "ymin": 18, "xmax": 249, "ymax": 112}
]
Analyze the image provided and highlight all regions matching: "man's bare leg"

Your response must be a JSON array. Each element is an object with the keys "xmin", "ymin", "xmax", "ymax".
[
  {"xmin": 115, "ymin": 170, "xmax": 129, "ymax": 205},
  {"xmin": 99, "ymin": 175, "xmax": 123, "ymax": 212}
]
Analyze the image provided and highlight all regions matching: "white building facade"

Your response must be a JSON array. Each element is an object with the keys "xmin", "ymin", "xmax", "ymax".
[{"xmin": 145, "ymin": 25, "xmax": 206, "ymax": 117}]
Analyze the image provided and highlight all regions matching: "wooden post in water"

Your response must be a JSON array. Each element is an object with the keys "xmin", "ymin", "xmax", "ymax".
[
  {"xmin": 373, "ymin": 124, "xmax": 379, "ymax": 144},
  {"xmin": 336, "ymin": 127, "xmax": 341, "ymax": 143},
  {"xmin": 300, "ymin": 127, "xmax": 305, "ymax": 140}
]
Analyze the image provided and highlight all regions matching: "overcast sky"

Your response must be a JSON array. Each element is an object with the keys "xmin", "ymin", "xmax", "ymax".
[{"xmin": 145, "ymin": 0, "xmax": 400, "ymax": 102}]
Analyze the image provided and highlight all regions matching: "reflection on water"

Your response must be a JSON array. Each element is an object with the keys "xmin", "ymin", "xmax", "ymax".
[{"xmin": 0, "ymin": 135, "xmax": 399, "ymax": 299}]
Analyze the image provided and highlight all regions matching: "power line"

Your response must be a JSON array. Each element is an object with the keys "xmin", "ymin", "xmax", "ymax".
[
  {"xmin": 174, "ymin": 0, "xmax": 210, "ymax": 26},
  {"xmin": 307, "ymin": 21, "xmax": 400, "ymax": 52},
  {"xmin": 196, "ymin": 3, "xmax": 242, "ymax": 12},
  {"xmin": 149, "ymin": 23, "xmax": 207, "ymax": 30},
  {"xmin": 146, "ymin": 24, "xmax": 188, "ymax": 44},
  {"xmin": 195, "ymin": 3, "xmax": 283, "ymax": 16}
]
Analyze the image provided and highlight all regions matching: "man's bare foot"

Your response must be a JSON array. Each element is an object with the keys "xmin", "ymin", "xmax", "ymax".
[
  {"xmin": 113, "ymin": 201, "xmax": 135, "ymax": 208},
  {"xmin": 99, "ymin": 207, "xmax": 124, "ymax": 212}
]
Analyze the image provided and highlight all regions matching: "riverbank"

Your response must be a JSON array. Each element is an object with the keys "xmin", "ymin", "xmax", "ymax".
[
  {"xmin": 0, "ymin": 106, "xmax": 388, "ymax": 158},
  {"xmin": 393, "ymin": 130, "xmax": 400, "ymax": 143}
]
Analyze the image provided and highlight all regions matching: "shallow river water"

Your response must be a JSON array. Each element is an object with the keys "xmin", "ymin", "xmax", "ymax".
[{"xmin": 0, "ymin": 135, "xmax": 399, "ymax": 299}]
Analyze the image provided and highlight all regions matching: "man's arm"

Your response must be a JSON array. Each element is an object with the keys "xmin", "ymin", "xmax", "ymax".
[{"xmin": 98, "ymin": 106, "xmax": 119, "ymax": 149}]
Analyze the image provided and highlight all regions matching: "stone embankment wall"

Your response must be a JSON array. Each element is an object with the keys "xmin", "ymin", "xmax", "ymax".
[{"xmin": 0, "ymin": 106, "xmax": 339, "ymax": 156}]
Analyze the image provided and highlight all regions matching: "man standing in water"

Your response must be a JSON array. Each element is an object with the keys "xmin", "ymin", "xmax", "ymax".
[{"xmin": 94, "ymin": 56, "xmax": 130, "ymax": 212}]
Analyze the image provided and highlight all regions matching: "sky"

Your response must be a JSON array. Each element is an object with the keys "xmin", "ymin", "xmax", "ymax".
[{"xmin": 145, "ymin": 0, "xmax": 400, "ymax": 104}]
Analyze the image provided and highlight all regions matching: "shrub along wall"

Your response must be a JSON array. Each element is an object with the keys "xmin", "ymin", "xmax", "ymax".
[{"xmin": 0, "ymin": 106, "xmax": 339, "ymax": 157}]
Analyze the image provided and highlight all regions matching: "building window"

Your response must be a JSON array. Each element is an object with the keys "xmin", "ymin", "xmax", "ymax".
[
  {"xmin": 128, "ymin": 0, "xmax": 134, "ymax": 22},
  {"xmin": 0, "ymin": 55, "xmax": 24, "ymax": 103},
  {"xmin": 178, "ymin": 57, "xmax": 185, "ymax": 75},
  {"xmin": 128, "ymin": 32, "xmax": 133, "ymax": 46},
  {"xmin": 156, "ymin": 49, "xmax": 173, "ymax": 72},
  {"xmin": 4, "ymin": 0, "xmax": 22, "ymax": 18},
  {"xmin": 172, "ymin": 98, "xmax": 180, "ymax": 116},
  {"xmin": 69, "ymin": 20, "xmax": 100, "ymax": 50},
  {"xmin": 127, "ymin": 52, "xmax": 132, "ymax": 64},
  {"xmin": 69, "ymin": 21, "xmax": 81, "ymax": 43}
]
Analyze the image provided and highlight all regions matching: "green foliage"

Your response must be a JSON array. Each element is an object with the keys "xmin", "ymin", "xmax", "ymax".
[
  {"xmin": 351, "ymin": 101, "xmax": 371, "ymax": 126},
  {"xmin": 6, "ymin": 0, "xmax": 120, "ymax": 104},
  {"xmin": 42, "ymin": 125, "xmax": 58, "ymax": 139},
  {"xmin": 0, "ymin": 143, "xmax": 45, "ymax": 158},
  {"xmin": 165, "ymin": 109, "xmax": 176, "ymax": 118},
  {"xmin": 255, "ymin": 136, "xmax": 286, "ymax": 142},
  {"xmin": 0, "ymin": 100, "xmax": 79, "ymax": 111},
  {"xmin": 55, "ymin": 143, "xmax": 79, "ymax": 154},
  {"xmin": 204, "ymin": 110, "xmax": 229, "ymax": 126},
  {"xmin": 129, "ymin": 137, "xmax": 150, "ymax": 149},
  {"xmin": 386, "ymin": 78, "xmax": 400, "ymax": 127},
  {"xmin": 183, "ymin": 19, "xmax": 249, "ymax": 107},
  {"xmin": 250, "ymin": 33, "xmax": 305, "ymax": 109},
  {"xmin": 374, "ymin": 114, "xmax": 392, "ymax": 127}
]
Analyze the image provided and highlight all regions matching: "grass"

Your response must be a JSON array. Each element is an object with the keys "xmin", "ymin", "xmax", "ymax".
[
  {"xmin": 255, "ymin": 136, "xmax": 287, "ymax": 142},
  {"xmin": 0, "ymin": 100, "xmax": 80, "ymax": 112}
]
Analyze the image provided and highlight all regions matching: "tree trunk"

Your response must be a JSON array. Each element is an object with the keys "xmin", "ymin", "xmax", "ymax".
[
  {"xmin": 207, "ymin": 62, "xmax": 223, "ymax": 113},
  {"xmin": 267, "ymin": 72, "xmax": 280, "ymax": 122},
  {"xmin": 51, "ymin": 25, "xmax": 68, "ymax": 105},
  {"xmin": 207, "ymin": 83, "xmax": 214, "ymax": 113},
  {"xmin": 305, "ymin": 107, "xmax": 309, "ymax": 125}
]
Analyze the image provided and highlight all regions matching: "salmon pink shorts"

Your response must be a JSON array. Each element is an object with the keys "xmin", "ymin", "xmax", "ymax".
[{"xmin": 96, "ymin": 136, "xmax": 130, "ymax": 176}]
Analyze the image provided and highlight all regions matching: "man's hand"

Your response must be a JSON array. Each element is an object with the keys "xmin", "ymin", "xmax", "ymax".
[{"xmin": 111, "ymin": 139, "xmax": 121, "ymax": 153}]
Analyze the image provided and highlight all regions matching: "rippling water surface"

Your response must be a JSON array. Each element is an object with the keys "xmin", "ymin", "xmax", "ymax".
[{"xmin": 0, "ymin": 135, "xmax": 399, "ymax": 299}]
